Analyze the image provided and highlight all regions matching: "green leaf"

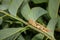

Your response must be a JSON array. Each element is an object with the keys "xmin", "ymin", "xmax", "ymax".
[
  {"xmin": 30, "ymin": 7, "xmax": 47, "ymax": 21},
  {"xmin": 4, "ymin": 34, "xmax": 16, "ymax": 40},
  {"xmin": 5, "ymin": 32, "xmax": 22, "ymax": 40},
  {"xmin": 0, "ymin": 5, "xmax": 9, "ymax": 10},
  {"xmin": 32, "ymin": 33, "xmax": 44, "ymax": 40},
  {"xmin": 48, "ymin": 0, "xmax": 59, "ymax": 18},
  {"xmin": 32, "ymin": 0, "xmax": 48, "ymax": 4},
  {"xmin": 59, "ymin": 0, "xmax": 60, "ymax": 4},
  {"xmin": 6, "ymin": 32, "xmax": 21, "ymax": 40},
  {"xmin": 2, "ymin": 0, "xmax": 11, "ymax": 4},
  {"xmin": 0, "ymin": 27, "xmax": 27, "ymax": 40},
  {"xmin": 47, "ymin": 18, "xmax": 58, "ymax": 37},
  {"xmin": 13, "ymin": 32, "xmax": 21, "ymax": 40},
  {"xmin": 21, "ymin": 3, "xmax": 47, "ymax": 21},
  {"xmin": 8, "ymin": 0, "xmax": 23, "ymax": 16},
  {"xmin": 0, "ymin": 0, "xmax": 11, "ymax": 10},
  {"xmin": 0, "ymin": 0, "xmax": 1, "ymax": 2},
  {"xmin": 21, "ymin": 2, "xmax": 31, "ymax": 20}
]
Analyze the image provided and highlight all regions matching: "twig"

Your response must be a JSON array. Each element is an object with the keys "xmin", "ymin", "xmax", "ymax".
[{"xmin": 0, "ymin": 10, "xmax": 55, "ymax": 40}]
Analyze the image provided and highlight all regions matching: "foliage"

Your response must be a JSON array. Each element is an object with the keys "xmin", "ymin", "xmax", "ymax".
[{"xmin": 0, "ymin": 0, "xmax": 60, "ymax": 40}]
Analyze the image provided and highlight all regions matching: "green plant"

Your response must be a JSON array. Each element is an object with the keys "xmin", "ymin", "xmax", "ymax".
[{"xmin": 0, "ymin": 0, "xmax": 60, "ymax": 40}]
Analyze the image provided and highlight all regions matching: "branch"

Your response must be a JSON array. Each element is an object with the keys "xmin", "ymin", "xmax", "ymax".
[{"xmin": 0, "ymin": 10, "xmax": 55, "ymax": 40}]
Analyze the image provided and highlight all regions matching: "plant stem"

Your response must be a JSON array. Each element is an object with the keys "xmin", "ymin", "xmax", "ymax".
[{"xmin": 0, "ymin": 10, "xmax": 55, "ymax": 40}]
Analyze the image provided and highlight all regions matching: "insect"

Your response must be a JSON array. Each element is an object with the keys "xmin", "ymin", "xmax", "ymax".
[{"xmin": 28, "ymin": 19, "xmax": 50, "ymax": 33}]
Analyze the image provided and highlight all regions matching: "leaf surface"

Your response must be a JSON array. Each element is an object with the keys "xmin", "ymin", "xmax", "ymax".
[
  {"xmin": 32, "ymin": 33, "xmax": 44, "ymax": 40},
  {"xmin": 0, "ymin": 27, "xmax": 27, "ymax": 40},
  {"xmin": 48, "ymin": 0, "xmax": 59, "ymax": 18},
  {"xmin": 47, "ymin": 18, "xmax": 58, "ymax": 37},
  {"xmin": 8, "ymin": 0, "xmax": 23, "ymax": 16}
]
